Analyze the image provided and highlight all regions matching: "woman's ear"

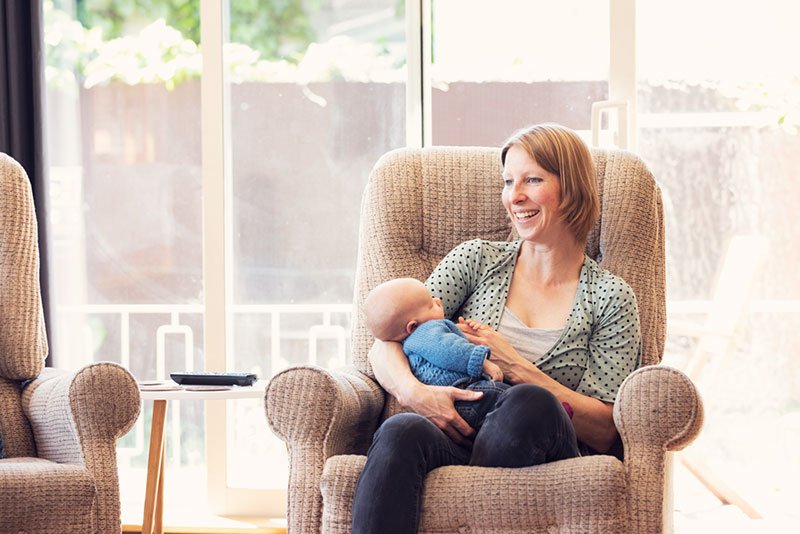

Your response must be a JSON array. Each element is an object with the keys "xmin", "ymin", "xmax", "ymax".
[{"xmin": 405, "ymin": 320, "xmax": 419, "ymax": 335}]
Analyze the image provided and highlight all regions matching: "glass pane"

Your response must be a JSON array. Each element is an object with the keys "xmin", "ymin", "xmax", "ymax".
[
  {"xmin": 431, "ymin": 0, "xmax": 609, "ymax": 145},
  {"xmin": 224, "ymin": 0, "xmax": 406, "ymax": 490},
  {"xmin": 44, "ymin": 0, "xmax": 205, "ymax": 523},
  {"xmin": 638, "ymin": 0, "xmax": 800, "ymax": 527}
]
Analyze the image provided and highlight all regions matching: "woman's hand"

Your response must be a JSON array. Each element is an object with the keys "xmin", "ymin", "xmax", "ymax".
[
  {"xmin": 457, "ymin": 317, "xmax": 532, "ymax": 384},
  {"xmin": 402, "ymin": 383, "xmax": 483, "ymax": 446},
  {"xmin": 369, "ymin": 339, "xmax": 481, "ymax": 446}
]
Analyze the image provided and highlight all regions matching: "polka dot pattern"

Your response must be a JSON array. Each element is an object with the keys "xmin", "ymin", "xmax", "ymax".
[{"xmin": 425, "ymin": 239, "xmax": 642, "ymax": 403}]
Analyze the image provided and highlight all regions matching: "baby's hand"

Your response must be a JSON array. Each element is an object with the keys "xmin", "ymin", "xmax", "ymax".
[
  {"xmin": 482, "ymin": 358, "xmax": 503, "ymax": 382},
  {"xmin": 457, "ymin": 317, "xmax": 492, "ymax": 336}
]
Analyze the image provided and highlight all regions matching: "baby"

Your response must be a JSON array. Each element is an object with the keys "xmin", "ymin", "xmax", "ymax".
[{"xmin": 363, "ymin": 278, "xmax": 510, "ymax": 430}]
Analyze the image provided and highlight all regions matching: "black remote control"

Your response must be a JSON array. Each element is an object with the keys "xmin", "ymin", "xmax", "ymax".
[{"xmin": 170, "ymin": 371, "xmax": 257, "ymax": 387}]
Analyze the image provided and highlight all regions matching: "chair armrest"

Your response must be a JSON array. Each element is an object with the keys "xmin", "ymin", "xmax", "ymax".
[
  {"xmin": 265, "ymin": 365, "xmax": 385, "ymax": 534},
  {"xmin": 265, "ymin": 365, "xmax": 385, "ymax": 454},
  {"xmin": 614, "ymin": 365, "xmax": 704, "ymax": 452},
  {"xmin": 22, "ymin": 362, "xmax": 141, "ymax": 463},
  {"xmin": 613, "ymin": 364, "xmax": 704, "ymax": 534},
  {"xmin": 21, "ymin": 361, "xmax": 141, "ymax": 534}
]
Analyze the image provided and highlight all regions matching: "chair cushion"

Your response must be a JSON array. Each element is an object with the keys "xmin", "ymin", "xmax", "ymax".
[
  {"xmin": 321, "ymin": 454, "xmax": 628, "ymax": 533},
  {"xmin": 0, "ymin": 457, "xmax": 96, "ymax": 532}
]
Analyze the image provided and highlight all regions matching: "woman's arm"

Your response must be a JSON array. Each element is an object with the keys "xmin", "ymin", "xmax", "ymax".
[
  {"xmin": 458, "ymin": 320, "xmax": 618, "ymax": 452},
  {"xmin": 368, "ymin": 340, "xmax": 483, "ymax": 446}
]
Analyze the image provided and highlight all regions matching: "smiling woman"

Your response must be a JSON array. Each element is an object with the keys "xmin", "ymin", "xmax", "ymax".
[{"xmin": 354, "ymin": 123, "xmax": 642, "ymax": 533}]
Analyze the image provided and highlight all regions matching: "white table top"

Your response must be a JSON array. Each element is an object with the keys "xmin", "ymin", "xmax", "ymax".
[{"xmin": 137, "ymin": 380, "xmax": 267, "ymax": 401}]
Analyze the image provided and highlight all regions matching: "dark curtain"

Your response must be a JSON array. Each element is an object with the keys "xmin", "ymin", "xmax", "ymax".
[{"xmin": 0, "ymin": 0, "xmax": 53, "ymax": 366}]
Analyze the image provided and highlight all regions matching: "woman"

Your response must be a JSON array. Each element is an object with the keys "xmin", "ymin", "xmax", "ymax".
[{"xmin": 351, "ymin": 124, "xmax": 642, "ymax": 533}]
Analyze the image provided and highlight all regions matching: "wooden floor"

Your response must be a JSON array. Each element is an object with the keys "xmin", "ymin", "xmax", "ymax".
[
  {"xmin": 123, "ymin": 529, "xmax": 284, "ymax": 534},
  {"xmin": 122, "ymin": 515, "xmax": 286, "ymax": 534},
  {"xmin": 122, "ymin": 523, "xmax": 285, "ymax": 534},
  {"xmin": 122, "ymin": 529, "xmax": 284, "ymax": 534}
]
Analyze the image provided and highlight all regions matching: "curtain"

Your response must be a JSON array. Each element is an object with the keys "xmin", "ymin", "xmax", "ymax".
[{"xmin": 0, "ymin": 0, "xmax": 53, "ymax": 366}]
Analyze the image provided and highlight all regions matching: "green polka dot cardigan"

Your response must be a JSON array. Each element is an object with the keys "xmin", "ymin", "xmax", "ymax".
[{"xmin": 425, "ymin": 239, "xmax": 642, "ymax": 403}]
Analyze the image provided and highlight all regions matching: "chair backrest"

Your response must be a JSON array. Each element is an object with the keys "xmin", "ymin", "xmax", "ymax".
[
  {"xmin": 0, "ymin": 153, "xmax": 47, "ymax": 458},
  {"xmin": 0, "ymin": 153, "xmax": 48, "ymax": 380},
  {"xmin": 351, "ymin": 147, "xmax": 666, "ymax": 376}
]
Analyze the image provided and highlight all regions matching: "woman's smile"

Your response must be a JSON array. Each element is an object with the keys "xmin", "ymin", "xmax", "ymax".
[{"xmin": 512, "ymin": 209, "xmax": 540, "ymax": 222}]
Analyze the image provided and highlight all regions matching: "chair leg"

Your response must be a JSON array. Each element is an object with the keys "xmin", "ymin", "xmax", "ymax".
[{"xmin": 679, "ymin": 452, "xmax": 762, "ymax": 519}]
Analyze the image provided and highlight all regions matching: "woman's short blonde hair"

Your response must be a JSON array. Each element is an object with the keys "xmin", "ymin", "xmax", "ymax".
[{"xmin": 501, "ymin": 123, "xmax": 599, "ymax": 244}]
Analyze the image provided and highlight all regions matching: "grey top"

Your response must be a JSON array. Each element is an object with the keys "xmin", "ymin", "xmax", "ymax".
[
  {"xmin": 425, "ymin": 239, "xmax": 642, "ymax": 403},
  {"xmin": 497, "ymin": 307, "xmax": 563, "ymax": 364}
]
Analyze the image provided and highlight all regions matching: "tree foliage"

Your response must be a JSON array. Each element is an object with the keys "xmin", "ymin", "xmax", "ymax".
[{"xmin": 71, "ymin": 0, "xmax": 317, "ymax": 62}]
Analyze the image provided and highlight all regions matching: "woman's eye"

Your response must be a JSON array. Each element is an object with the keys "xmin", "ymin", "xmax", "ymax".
[
  {"xmin": 526, "ymin": 177, "xmax": 542, "ymax": 184},
  {"xmin": 503, "ymin": 179, "xmax": 513, "ymax": 186}
]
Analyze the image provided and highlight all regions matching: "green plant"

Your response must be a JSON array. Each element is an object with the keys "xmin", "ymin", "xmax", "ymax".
[
  {"xmin": 45, "ymin": 0, "xmax": 406, "ymax": 88},
  {"xmin": 72, "ymin": 0, "xmax": 317, "ymax": 62}
]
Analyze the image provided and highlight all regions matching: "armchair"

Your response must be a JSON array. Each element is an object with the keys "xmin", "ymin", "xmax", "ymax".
[
  {"xmin": 0, "ymin": 153, "xmax": 141, "ymax": 533},
  {"xmin": 266, "ymin": 147, "xmax": 704, "ymax": 533}
]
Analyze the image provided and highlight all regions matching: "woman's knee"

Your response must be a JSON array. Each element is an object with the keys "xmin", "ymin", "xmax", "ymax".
[
  {"xmin": 484, "ymin": 384, "xmax": 572, "ymax": 443},
  {"xmin": 498, "ymin": 384, "xmax": 564, "ymax": 422},
  {"xmin": 471, "ymin": 385, "xmax": 577, "ymax": 467},
  {"xmin": 374, "ymin": 413, "xmax": 437, "ymax": 440},
  {"xmin": 370, "ymin": 413, "xmax": 440, "ymax": 456}
]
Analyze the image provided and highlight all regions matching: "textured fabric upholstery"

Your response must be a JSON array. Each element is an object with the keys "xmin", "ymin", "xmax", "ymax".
[
  {"xmin": 0, "ymin": 154, "xmax": 48, "ymax": 381},
  {"xmin": 0, "ymin": 153, "xmax": 142, "ymax": 533},
  {"xmin": 266, "ymin": 147, "xmax": 704, "ymax": 533},
  {"xmin": 0, "ymin": 457, "xmax": 96, "ymax": 532}
]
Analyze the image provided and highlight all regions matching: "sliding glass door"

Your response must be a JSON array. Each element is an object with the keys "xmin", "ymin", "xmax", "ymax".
[
  {"xmin": 43, "ymin": 0, "xmax": 800, "ymax": 524},
  {"xmin": 217, "ymin": 0, "xmax": 407, "ymax": 514}
]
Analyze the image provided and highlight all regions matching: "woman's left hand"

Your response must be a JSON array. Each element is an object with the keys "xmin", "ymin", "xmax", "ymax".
[{"xmin": 457, "ymin": 317, "xmax": 531, "ymax": 383}]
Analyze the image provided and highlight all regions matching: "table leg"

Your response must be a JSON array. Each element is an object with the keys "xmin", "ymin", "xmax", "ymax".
[
  {"xmin": 143, "ymin": 400, "xmax": 167, "ymax": 534},
  {"xmin": 155, "ymin": 444, "xmax": 165, "ymax": 533}
]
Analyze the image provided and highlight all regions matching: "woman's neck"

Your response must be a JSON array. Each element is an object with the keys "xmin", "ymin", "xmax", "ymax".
[{"xmin": 517, "ymin": 239, "xmax": 585, "ymax": 286}]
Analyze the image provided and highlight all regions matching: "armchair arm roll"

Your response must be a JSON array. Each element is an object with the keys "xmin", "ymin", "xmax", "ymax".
[
  {"xmin": 614, "ymin": 365, "xmax": 704, "ymax": 451},
  {"xmin": 614, "ymin": 365, "xmax": 704, "ymax": 534},
  {"xmin": 265, "ymin": 365, "xmax": 385, "ymax": 534},
  {"xmin": 22, "ymin": 362, "xmax": 141, "ymax": 534}
]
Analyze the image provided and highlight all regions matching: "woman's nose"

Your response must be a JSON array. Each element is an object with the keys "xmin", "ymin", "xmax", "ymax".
[{"xmin": 510, "ymin": 180, "xmax": 526, "ymax": 202}]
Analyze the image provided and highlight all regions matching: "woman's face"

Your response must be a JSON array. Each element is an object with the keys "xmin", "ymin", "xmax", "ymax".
[{"xmin": 502, "ymin": 144, "xmax": 569, "ymax": 245}]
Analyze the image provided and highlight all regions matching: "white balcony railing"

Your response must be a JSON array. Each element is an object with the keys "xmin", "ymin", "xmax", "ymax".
[{"xmin": 55, "ymin": 302, "xmax": 352, "ymax": 466}]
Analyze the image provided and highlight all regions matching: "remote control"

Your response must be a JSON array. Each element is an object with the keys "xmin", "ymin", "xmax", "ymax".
[{"xmin": 170, "ymin": 371, "xmax": 257, "ymax": 387}]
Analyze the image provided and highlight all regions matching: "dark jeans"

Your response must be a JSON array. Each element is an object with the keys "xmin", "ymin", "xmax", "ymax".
[
  {"xmin": 453, "ymin": 377, "xmax": 511, "ymax": 430},
  {"xmin": 351, "ymin": 384, "xmax": 580, "ymax": 534}
]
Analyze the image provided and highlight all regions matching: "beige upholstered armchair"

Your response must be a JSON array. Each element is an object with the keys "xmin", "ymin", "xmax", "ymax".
[
  {"xmin": 266, "ymin": 147, "xmax": 704, "ymax": 533},
  {"xmin": 0, "ymin": 153, "xmax": 141, "ymax": 533}
]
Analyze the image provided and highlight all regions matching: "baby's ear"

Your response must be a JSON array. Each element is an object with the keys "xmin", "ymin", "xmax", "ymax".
[{"xmin": 406, "ymin": 320, "xmax": 419, "ymax": 335}]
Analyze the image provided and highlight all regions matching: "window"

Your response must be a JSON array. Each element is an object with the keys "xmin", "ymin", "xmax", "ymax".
[
  {"xmin": 44, "ymin": 0, "xmax": 207, "ymax": 516},
  {"xmin": 638, "ymin": 0, "xmax": 800, "ymax": 525},
  {"xmin": 44, "ymin": 0, "xmax": 406, "ymax": 519},
  {"xmin": 43, "ymin": 0, "xmax": 798, "ymax": 526},
  {"xmin": 222, "ymin": 0, "xmax": 406, "ymax": 512},
  {"xmin": 430, "ymin": 0, "xmax": 609, "ymax": 146}
]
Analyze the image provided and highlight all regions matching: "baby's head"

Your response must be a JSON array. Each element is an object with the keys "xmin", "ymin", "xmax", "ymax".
[{"xmin": 363, "ymin": 278, "xmax": 445, "ymax": 342}]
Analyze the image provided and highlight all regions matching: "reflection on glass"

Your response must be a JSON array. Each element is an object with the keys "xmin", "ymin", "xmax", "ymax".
[
  {"xmin": 224, "ymin": 0, "xmax": 406, "ymax": 490},
  {"xmin": 638, "ymin": 0, "xmax": 800, "ymax": 524},
  {"xmin": 431, "ymin": 0, "xmax": 609, "ymax": 145},
  {"xmin": 44, "ymin": 0, "xmax": 206, "ymax": 522}
]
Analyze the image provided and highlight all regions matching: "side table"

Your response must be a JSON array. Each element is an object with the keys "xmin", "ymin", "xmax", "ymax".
[{"xmin": 137, "ymin": 381, "xmax": 268, "ymax": 534}]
